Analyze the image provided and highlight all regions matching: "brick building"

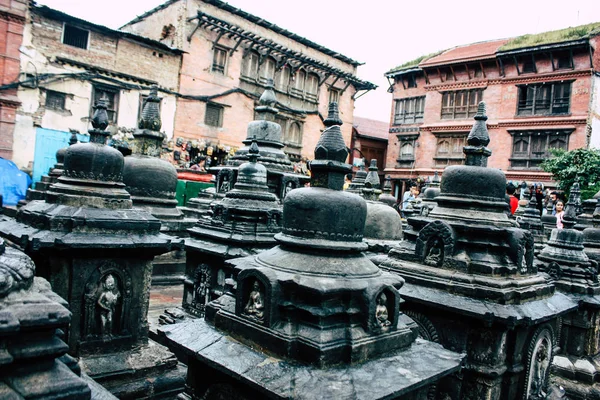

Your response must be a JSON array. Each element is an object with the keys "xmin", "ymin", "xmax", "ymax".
[
  {"xmin": 385, "ymin": 23, "xmax": 600, "ymax": 198},
  {"xmin": 12, "ymin": 3, "xmax": 183, "ymax": 182},
  {"xmin": 121, "ymin": 0, "xmax": 376, "ymax": 165},
  {"xmin": 351, "ymin": 116, "xmax": 388, "ymax": 181},
  {"xmin": 0, "ymin": 0, "xmax": 27, "ymax": 161}
]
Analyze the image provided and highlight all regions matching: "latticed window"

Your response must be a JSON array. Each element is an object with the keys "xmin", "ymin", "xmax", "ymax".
[
  {"xmin": 46, "ymin": 90, "xmax": 66, "ymax": 111},
  {"xmin": 441, "ymin": 89, "xmax": 483, "ymax": 120},
  {"xmin": 91, "ymin": 85, "xmax": 119, "ymax": 123},
  {"xmin": 276, "ymin": 65, "xmax": 291, "ymax": 92},
  {"xmin": 510, "ymin": 130, "xmax": 571, "ymax": 169},
  {"xmin": 242, "ymin": 51, "xmax": 260, "ymax": 80},
  {"xmin": 305, "ymin": 73, "xmax": 319, "ymax": 102},
  {"xmin": 205, "ymin": 103, "xmax": 223, "ymax": 127},
  {"xmin": 63, "ymin": 24, "xmax": 89, "ymax": 49},
  {"xmin": 328, "ymin": 88, "xmax": 340, "ymax": 104},
  {"xmin": 290, "ymin": 69, "xmax": 306, "ymax": 97},
  {"xmin": 434, "ymin": 135, "xmax": 466, "ymax": 167},
  {"xmin": 212, "ymin": 47, "xmax": 227, "ymax": 74},
  {"xmin": 517, "ymin": 82, "xmax": 571, "ymax": 116},
  {"xmin": 394, "ymin": 96, "xmax": 425, "ymax": 124}
]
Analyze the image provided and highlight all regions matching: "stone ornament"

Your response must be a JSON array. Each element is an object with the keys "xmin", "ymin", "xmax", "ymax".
[
  {"xmin": 525, "ymin": 327, "xmax": 554, "ymax": 399},
  {"xmin": 243, "ymin": 279, "xmax": 265, "ymax": 323},
  {"xmin": 375, "ymin": 292, "xmax": 392, "ymax": 329},
  {"xmin": 191, "ymin": 264, "xmax": 211, "ymax": 314},
  {"xmin": 97, "ymin": 274, "xmax": 120, "ymax": 337},
  {"xmin": 416, "ymin": 220, "xmax": 455, "ymax": 268}
]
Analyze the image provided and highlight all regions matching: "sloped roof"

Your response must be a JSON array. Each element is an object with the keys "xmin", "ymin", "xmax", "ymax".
[
  {"xmin": 420, "ymin": 39, "xmax": 509, "ymax": 67},
  {"xmin": 353, "ymin": 117, "xmax": 389, "ymax": 141},
  {"xmin": 500, "ymin": 22, "xmax": 600, "ymax": 51}
]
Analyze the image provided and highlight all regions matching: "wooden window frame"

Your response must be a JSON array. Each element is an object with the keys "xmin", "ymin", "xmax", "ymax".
[
  {"xmin": 45, "ymin": 90, "xmax": 66, "ymax": 111},
  {"xmin": 211, "ymin": 46, "xmax": 228, "ymax": 75},
  {"xmin": 205, "ymin": 103, "xmax": 224, "ymax": 127},
  {"xmin": 509, "ymin": 129, "xmax": 572, "ymax": 169},
  {"xmin": 91, "ymin": 84, "xmax": 119, "ymax": 124},
  {"xmin": 516, "ymin": 81, "xmax": 572, "ymax": 116},
  {"xmin": 432, "ymin": 133, "xmax": 467, "ymax": 167},
  {"xmin": 62, "ymin": 23, "xmax": 89, "ymax": 50},
  {"xmin": 393, "ymin": 96, "xmax": 425, "ymax": 125},
  {"xmin": 441, "ymin": 89, "xmax": 483, "ymax": 120}
]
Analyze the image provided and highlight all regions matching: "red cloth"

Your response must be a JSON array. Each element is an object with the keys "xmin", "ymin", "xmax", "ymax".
[{"xmin": 510, "ymin": 196, "xmax": 518, "ymax": 215}]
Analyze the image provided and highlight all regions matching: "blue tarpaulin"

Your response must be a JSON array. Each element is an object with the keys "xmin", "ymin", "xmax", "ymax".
[{"xmin": 0, "ymin": 158, "xmax": 31, "ymax": 206}]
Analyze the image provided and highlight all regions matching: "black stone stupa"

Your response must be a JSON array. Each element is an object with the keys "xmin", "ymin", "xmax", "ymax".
[
  {"xmin": 122, "ymin": 86, "xmax": 192, "ymax": 284},
  {"xmin": 0, "ymin": 98, "xmax": 185, "ymax": 398},
  {"xmin": 158, "ymin": 103, "xmax": 463, "ymax": 400},
  {"xmin": 380, "ymin": 102, "xmax": 576, "ymax": 399}
]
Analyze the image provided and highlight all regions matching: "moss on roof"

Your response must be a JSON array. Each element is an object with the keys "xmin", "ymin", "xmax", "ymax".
[
  {"xmin": 500, "ymin": 22, "xmax": 600, "ymax": 51},
  {"xmin": 386, "ymin": 50, "xmax": 445, "ymax": 74}
]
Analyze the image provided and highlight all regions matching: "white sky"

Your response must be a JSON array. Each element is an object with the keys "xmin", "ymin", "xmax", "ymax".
[{"xmin": 38, "ymin": 0, "xmax": 600, "ymax": 122}]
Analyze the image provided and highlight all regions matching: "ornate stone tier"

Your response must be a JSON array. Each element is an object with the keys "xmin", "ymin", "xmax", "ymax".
[
  {"xmin": 346, "ymin": 163, "xmax": 367, "ymax": 195},
  {"xmin": 537, "ymin": 183, "xmax": 600, "ymax": 398},
  {"xmin": 517, "ymin": 195, "xmax": 547, "ymax": 253},
  {"xmin": 417, "ymin": 171, "xmax": 441, "ymax": 217},
  {"xmin": 177, "ymin": 140, "xmax": 283, "ymax": 321},
  {"xmin": 122, "ymin": 86, "xmax": 195, "ymax": 285},
  {"xmin": 379, "ymin": 103, "xmax": 577, "ymax": 399},
  {"xmin": 379, "ymin": 175, "xmax": 397, "ymax": 207},
  {"xmin": 162, "ymin": 103, "xmax": 463, "ymax": 399},
  {"xmin": 0, "ymin": 99, "xmax": 185, "ymax": 398},
  {"xmin": 209, "ymin": 81, "xmax": 308, "ymax": 201},
  {"xmin": 0, "ymin": 237, "xmax": 112, "ymax": 399}
]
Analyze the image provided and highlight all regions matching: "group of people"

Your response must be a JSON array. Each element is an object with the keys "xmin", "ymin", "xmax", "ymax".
[{"xmin": 506, "ymin": 183, "xmax": 567, "ymax": 229}]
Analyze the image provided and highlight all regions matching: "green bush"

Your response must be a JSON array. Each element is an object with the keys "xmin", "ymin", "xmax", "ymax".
[{"xmin": 541, "ymin": 148, "xmax": 600, "ymax": 200}]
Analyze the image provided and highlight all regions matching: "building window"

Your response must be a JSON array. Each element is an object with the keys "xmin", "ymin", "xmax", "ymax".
[
  {"xmin": 509, "ymin": 130, "xmax": 571, "ymax": 169},
  {"xmin": 46, "ymin": 90, "xmax": 66, "ymax": 111},
  {"xmin": 396, "ymin": 134, "xmax": 419, "ymax": 168},
  {"xmin": 406, "ymin": 75, "xmax": 417, "ymax": 88},
  {"xmin": 520, "ymin": 54, "xmax": 536, "ymax": 74},
  {"xmin": 328, "ymin": 88, "xmax": 340, "ymax": 104},
  {"xmin": 473, "ymin": 65, "xmax": 483, "ymax": 78},
  {"xmin": 212, "ymin": 47, "xmax": 227, "ymax": 75},
  {"xmin": 287, "ymin": 122, "xmax": 302, "ymax": 145},
  {"xmin": 276, "ymin": 65, "xmax": 291, "ymax": 92},
  {"xmin": 241, "ymin": 51, "xmax": 260, "ymax": 80},
  {"xmin": 433, "ymin": 134, "xmax": 466, "ymax": 167},
  {"xmin": 394, "ymin": 96, "xmax": 425, "ymax": 124},
  {"xmin": 441, "ymin": 89, "xmax": 483, "ymax": 120},
  {"xmin": 205, "ymin": 103, "xmax": 224, "ymax": 127},
  {"xmin": 62, "ymin": 24, "xmax": 89, "ymax": 49},
  {"xmin": 259, "ymin": 57, "xmax": 276, "ymax": 84},
  {"xmin": 555, "ymin": 51, "xmax": 573, "ymax": 69},
  {"xmin": 290, "ymin": 69, "xmax": 306, "ymax": 97},
  {"xmin": 517, "ymin": 81, "xmax": 571, "ymax": 116},
  {"xmin": 305, "ymin": 73, "xmax": 319, "ymax": 102},
  {"xmin": 91, "ymin": 85, "xmax": 119, "ymax": 123}
]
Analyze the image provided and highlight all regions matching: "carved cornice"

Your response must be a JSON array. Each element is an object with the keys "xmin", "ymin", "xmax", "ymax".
[
  {"xmin": 0, "ymin": 96, "xmax": 21, "ymax": 108},
  {"xmin": 396, "ymin": 133, "xmax": 420, "ymax": 141},
  {"xmin": 389, "ymin": 126, "xmax": 420, "ymax": 134},
  {"xmin": 385, "ymin": 167, "xmax": 555, "ymax": 183},
  {"xmin": 0, "ymin": 9, "xmax": 26, "ymax": 23},
  {"xmin": 424, "ymin": 70, "xmax": 592, "ymax": 92},
  {"xmin": 499, "ymin": 118, "xmax": 586, "ymax": 128},
  {"xmin": 422, "ymin": 124, "xmax": 499, "ymax": 132}
]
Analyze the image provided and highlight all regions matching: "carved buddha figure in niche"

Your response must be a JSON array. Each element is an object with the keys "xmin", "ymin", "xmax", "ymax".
[
  {"xmin": 243, "ymin": 280, "xmax": 264, "ymax": 322},
  {"xmin": 425, "ymin": 237, "xmax": 443, "ymax": 267},
  {"xmin": 376, "ymin": 292, "xmax": 392, "ymax": 328},
  {"xmin": 530, "ymin": 339, "xmax": 551, "ymax": 398},
  {"xmin": 97, "ymin": 274, "xmax": 120, "ymax": 336}
]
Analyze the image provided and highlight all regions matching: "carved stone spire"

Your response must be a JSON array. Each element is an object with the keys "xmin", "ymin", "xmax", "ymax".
[
  {"xmin": 463, "ymin": 102, "xmax": 491, "ymax": 167},
  {"xmin": 563, "ymin": 183, "xmax": 579, "ymax": 230},
  {"xmin": 254, "ymin": 78, "xmax": 278, "ymax": 122},
  {"xmin": 89, "ymin": 96, "xmax": 111, "ymax": 144},
  {"xmin": 138, "ymin": 85, "xmax": 162, "ymax": 131},
  {"xmin": 379, "ymin": 175, "xmax": 396, "ymax": 207},
  {"xmin": 311, "ymin": 102, "xmax": 350, "ymax": 190},
  {"xmin": 68, "ymin": 131, "xmax": 78, "ymax": 145},
  {"xmin": 362, "ymin": 159, "xmax": 382, "ymax": 201},
  {"xmin": 324, "ymin": 102, "xmax": 343, "ymax": 127}
]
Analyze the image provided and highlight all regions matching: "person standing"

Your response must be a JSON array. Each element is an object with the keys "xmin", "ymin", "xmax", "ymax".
[{"xmin": 555, "ymin": 201, "xmax": 565, "ymax": 229}]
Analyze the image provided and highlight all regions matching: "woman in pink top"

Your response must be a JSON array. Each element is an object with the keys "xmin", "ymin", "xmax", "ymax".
[{"xmin": 555, "ymin": 201, "xmax": 565, "ymax": 229}]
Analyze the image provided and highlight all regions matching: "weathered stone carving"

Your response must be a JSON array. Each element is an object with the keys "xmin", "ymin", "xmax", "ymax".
[
  {"xmin": 375, "ymin": 292, "xmax": 392, "ymax": 328},
  {"xmin": 525, "ymin": 327, "xmax": 554, "ymax": 399},
  {"xmin": 242, "ymin": 279, "xmax": 265, "ymax": 323},
  {"xmin": 97, "ymin": 274, "xmax": 120, "ymax": 337},
  {"xmin": 191, "ymin": 264, "xmax": 211, "ymax": 313}
]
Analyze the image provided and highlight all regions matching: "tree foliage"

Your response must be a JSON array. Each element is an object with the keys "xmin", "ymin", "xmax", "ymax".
[{"xmin": 541, "ymin": 148, "xmax": 600, "ymax": 200}]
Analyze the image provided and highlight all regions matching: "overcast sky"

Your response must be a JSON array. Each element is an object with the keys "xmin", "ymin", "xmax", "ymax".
[{"xmin": 38, "ymin": 0, "xmax": 600, "ymax": 122}]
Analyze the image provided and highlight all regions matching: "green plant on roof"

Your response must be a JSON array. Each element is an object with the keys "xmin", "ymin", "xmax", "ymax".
[
  {"xmin": 387, "ymin": 50, "xmax": 445, "ymax": 74},
  {"xmin": 500, "ymin": 22, "xmax": 600, "ymax": 51}
]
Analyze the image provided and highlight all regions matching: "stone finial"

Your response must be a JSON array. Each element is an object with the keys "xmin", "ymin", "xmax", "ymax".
[
  {"xmin": 255, "ymin": 79, "xmax": 279, "ymax": 121},
  {"xmin": 432, "ymin": 171, "xmax": 440, "ymax": 185},
  {"xmin": 563, "ymin": 182, "xmax": 580, "ymax": 229},
  {"xmin": 383, "ymin": 175, "xmax": 393, "ymax": 194},
  {"xmin": 463, "ymin": 101, "xmax": 492, "ymax": 167},
  {"xmin": 139, "ymin": 85, "xmax": 162, "ymax": 131},
  {"xmin": 69, "ymin": 132, "xmax": 78, "ymax": 145},
  {"xmin": 324, "ymin": 102, "xmax": 343, "ymax": 127},
  {"xmin": 248, "ymin": 137, "xmax": 260, "ymax": 163},
  {"xmin": 364, "ymin": 159, "xmax": 381, "ymax": 190},
  {"xmin": 89, "ymin": 96, "xmax": 110, "ymax": 144}
]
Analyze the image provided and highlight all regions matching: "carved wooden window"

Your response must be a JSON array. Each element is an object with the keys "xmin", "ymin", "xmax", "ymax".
[
  {"xmin": 509, "ymin": 130, "xmax": 571, "ymax": 169},
  {"xmin": 396, "ymin": 134, "xmax": 419, "ymax": 168},
  {"xmin": 433, "ymin": 134, "xmax": 466, "ymax": 167},
  {"xmin": 517, "ymin": 81, "xmax": 571, "ymax": 116},
  {"xmin": 259, "ymin": 57, "xmax": 276, "ymax": 84},
  {"xmin": 276, "ymin": 65, "xmax": 291, "ymax": 91},
  {"xmin": 46, "ymin": 90, "xmax": 66, "ymax": 111},
  {"xmin": 305, "ymin": 73, "xmax": 319, "ymax": 102},
  {"xmin": 62, "ymin": 24, "xmax": 89, "ymax": 49},
  {"xmin": 212, "ymin": 47, "xmax": 227, "ymax": 75},
  {"xmin": 291, "ymin": 69, "xmax": 306, "ymax": 97},
  {"xmin": 205, "ymin": 103, "xmax": 224, "ymax": 127},
  {"xmin": 394, "ymin": 96, "xmax": 425, "ymax": 124},
  {"xmin": 328, "ymin": 88, "xmax": 340, "ymax": 104},
  {"xmin": 441, "ymin": 89, "xmax": 482, "ymax": 120},
  {"xmin": 520, "ymin": 54, "xmax": 536, "ymax": 73},
  {"xmin": 554, "ymin": 50, "xmax": 573, "ymax": 69},
  {"xmin": 406, "ymin": 75, "xmax": 417, "ymax": 88},
  {"xmin": 242, "ymin": 51, "xmax": 260, "ymax": 80},
  {"xmin": 287, "ymin": 122, "xmax": 302, "ymax": 145},
  {"xmin": 91, "ymin": 85, "xmax": 119, "ymax": 124}
]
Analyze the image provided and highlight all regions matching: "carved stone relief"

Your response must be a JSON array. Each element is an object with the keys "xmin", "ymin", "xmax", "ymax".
[
  {"xmin": 243, "ymin": 279, "xmax": 265, "ymax": 323},
  {"xmin": 525, "ymin": 327, "xmax": 554, "ymax": 400}
]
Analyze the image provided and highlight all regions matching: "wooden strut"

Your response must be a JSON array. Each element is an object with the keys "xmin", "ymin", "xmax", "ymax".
[
  {"xmin": 212, "ymin": 31, "xmax": 225, "ymax": 49},
  {"xmin": 465, "ymin": 63, "xmax": 471, "ymax": 80},
  {"xmin": 480, "ymin": 61, "xmax": 486, "ymax": 78},
  {"xmin": 423, "ymin": 69, "xmax": 430, "ymax": 85}
]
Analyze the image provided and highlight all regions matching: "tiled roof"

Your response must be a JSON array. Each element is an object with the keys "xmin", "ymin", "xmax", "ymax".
[
  {"xmin": 353, "ymin": 117, "xmax": 389, "ymax": 141},
  {"xmin": 420, "ymin": 39, "xmax": 509, "ymax": 67}
]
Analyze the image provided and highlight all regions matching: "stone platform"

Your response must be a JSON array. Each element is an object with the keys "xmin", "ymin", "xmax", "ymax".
[{"xmin": 158, "ymin": 318, "xmax": 464, "ymax": 400}]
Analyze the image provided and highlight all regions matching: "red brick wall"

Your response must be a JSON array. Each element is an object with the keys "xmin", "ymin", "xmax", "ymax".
[{"xmin": 0, "ymin": 0, "xmax": 26, "ymax": 160}]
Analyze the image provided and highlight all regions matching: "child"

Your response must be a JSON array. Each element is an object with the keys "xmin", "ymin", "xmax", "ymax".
[{"xmin": 555, "ymin": 201, "xmax": 565, "ymax": 229}]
